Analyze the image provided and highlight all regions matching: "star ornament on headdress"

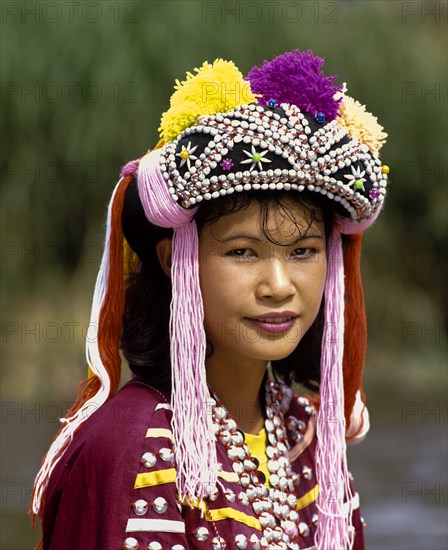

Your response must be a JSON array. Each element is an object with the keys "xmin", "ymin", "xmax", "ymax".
[
  {"xmin": 240, "ymin": 145, "xmax": 271, "ymax": 172},
  {"xmin": 344, "ymin": 165, "xmax": 367, "ymax": 191},
  {"xmin": 176, "ymin": 141, "xmax": 198, "ymax": 171}
]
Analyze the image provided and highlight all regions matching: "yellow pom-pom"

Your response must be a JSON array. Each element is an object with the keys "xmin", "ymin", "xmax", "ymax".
[
  {"xmin": 337, "ymin": 92, "xmax": 388, "ymax": 155},
  {"xmin": 159, "ymin": 59, "xmax": 259, "ymax": 142}
]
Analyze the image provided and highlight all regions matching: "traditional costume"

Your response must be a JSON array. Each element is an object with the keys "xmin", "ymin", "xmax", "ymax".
[{"xmin": 32, "ymin": 50, "xmax": 388, "ymax": 550}]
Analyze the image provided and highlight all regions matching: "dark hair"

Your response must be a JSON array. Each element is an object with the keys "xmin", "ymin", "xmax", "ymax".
[{"xmin": 121, "ymin": 183, "xmax": 334, "ymax": 393}]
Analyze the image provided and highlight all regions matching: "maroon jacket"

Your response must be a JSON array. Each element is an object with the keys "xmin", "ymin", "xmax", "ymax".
[{"xmin": 42, "ymin": 379, "xmax": 365, "ymax": 549}]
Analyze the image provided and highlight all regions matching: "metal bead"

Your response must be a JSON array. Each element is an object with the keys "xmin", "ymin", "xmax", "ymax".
[
  {"xmin": 259, "ymin": 512, "xmax": 271, "ymax": 528},
  {"xmin": 152, "ymin": 497, "xmax": 168, "ymax": 514},
  {"xmin": 141, "ymin": 452, "xmax": 157, "ymax": 468},
  {"xmin": 218, "ymin": 430, "xmax": 232, "ymax": 446},
  {"xmin": 211, "ymin": 536, "xmax": 226, "ymax": 549},
  {"xmin": 283, "ymin": 520, "xmax": 298, "ymax": 537},
  {"xmin": 261, "ymin": 499, "xmax": 272, "ymax": 512},
  {"xmin": 252, "ymin": 499, "xmax": 263, "ymax": 514},
  {"xmin": 250, "ymin": 533, "xmax": 260, "ymax": 550},
  {"xmin": 269, "ymin": 474, "xmax": 279, "ymax": 488},
  {"xmin": 214, "ymin": 406, "xmax": 226, "ymax": 420},
  {"xmin": 224, "ymin": 489, "xmax": 235, "ymax": 502},
  {"xmin": 299, "ymin": 522, "xmax": 310, "ymax": 536},
  {"xmin": 123, "ymin": 537, "xmax": 139, "ymax": 550},
  {"xmin": 302, "ymin": 466, "xmax": 313, "ymax": 480},
  {"xmin": 233, "ymin": 430, "xmax": 245, "ymax": 445},
  {"xmin": 193, "ymin": 526, "xmax": 210, "ymax": 541},
  {"xmin": 239, "ymin": 472, "xmax": 251, "ymax": 488},
  {"xmin": 266, "ymin": 446, "xmax": 278, "ymax": 459},
  {"xmin": 235, "ymin": 533, "xmax": 248, "ymax": 549},
  {"xmin": 228, "ymin": 446, "xmax": 246, "ymax": 460},
  {"xmin": 297, "ymin": 396, "xmax": 309, "ymax": 407},
  {"xmin": 132, "ymin": 499, "xmax": 148, "ymax": 516},
  {"xmin": 223, "ymin": 418, "xmax": 237, "ymax": 431},
  {"xmin": 208, "ymin": 486, "xmax": 220, "ymax": 501},
  {"xmin": 277, "ymin": 442, "xmax": 287, "ymax": 454},
  {"xmin": 246, "ymin": 486, "xmax": 258, "ymax": 501},
  {"xmin": 265, "ymin": 419, "xmax": 275, "ymax": 433},
  {"xmin": 159, "ymin": 448, "xmax": 174, "ymax": 462},
  {"xmin": 272, "ymin": 525, "xmax": 283, "ymax": 542}
]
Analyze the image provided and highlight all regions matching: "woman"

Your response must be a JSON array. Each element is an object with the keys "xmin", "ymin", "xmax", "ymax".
[{"xmin": 32, "ymin": 50, "xmax": 388, "ymax": 550}]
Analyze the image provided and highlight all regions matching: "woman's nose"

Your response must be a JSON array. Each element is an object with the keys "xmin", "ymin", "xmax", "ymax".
[{"xmin": 255, "ymin": 258, "xmax": 295, "ymax": 301}]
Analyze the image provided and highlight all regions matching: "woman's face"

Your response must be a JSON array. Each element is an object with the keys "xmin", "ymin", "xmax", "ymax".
[{"xmin": 199, "ymin": 198, "xmax": 328, "ymax": 370}]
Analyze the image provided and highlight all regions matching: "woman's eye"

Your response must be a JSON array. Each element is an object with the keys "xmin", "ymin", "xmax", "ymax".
[
  {"xmin": 291, "ymin": 248, "xmax": 316, "ymax": 258},
  {"xmin": 226, "ymin": 248, "xmax": 253, "ymax": 257}
]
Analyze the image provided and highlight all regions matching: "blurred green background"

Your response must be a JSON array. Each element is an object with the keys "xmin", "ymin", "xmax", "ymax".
[{"xmin": 1, "ymin": 1, "xmax": 447, "ymax": 548}]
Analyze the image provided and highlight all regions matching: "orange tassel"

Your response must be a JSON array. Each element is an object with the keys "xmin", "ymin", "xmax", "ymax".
[
  {"xmin": 342, "ymin": 233, "xmax": 367, "ymax": 429},
  {"xmin": 29, "ymin": 174, "xmax": 133, "ymax": 524}
]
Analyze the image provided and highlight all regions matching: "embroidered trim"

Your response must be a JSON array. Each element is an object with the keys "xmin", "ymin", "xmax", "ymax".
[
  {"xmin": 125, "ymin": 518, "xmax": 186, "ymax": 533},
  {"xmin": 134, "ymin": 468, "xmax": 176, "ymax": 489},
  {"xmin": 155, "ymin": 403, "xmax": 172, "ymax": 411},
  {"xmin": 217, "ymin": 470, "xmax": 239, "ymax": 483},
  {"xmin": 294, "ymin": 485, "xmax": 360, "ymax": 512},
  {"xmin": 208, "ymin": 506, "xmax": 262, "ymax": 530},
  {"xmin": 146, "ymin": 428, "xmax": 174, "ymax": 441},
  {"xmin": 296, "ymin": 484, "xmax": 319, "ymax": 510},
  {"xmin": 179, "ymin": 498, "xmax": 262, "ymax": 531}
]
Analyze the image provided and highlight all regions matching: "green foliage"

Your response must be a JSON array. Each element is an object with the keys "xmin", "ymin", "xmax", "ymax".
[{"xmin": 2, "ymin": 1, "xmax": 447, "ymax": 386}]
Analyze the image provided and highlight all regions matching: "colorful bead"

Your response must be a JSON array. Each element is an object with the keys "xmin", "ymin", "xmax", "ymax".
[
  {"xmin": 369, "ymin": 188, "xmax": 380, "ymax": 200},
  {"xmin": 344, "ymin": 165, "xmax": 366, "ymax": 190},
  {"xmin": 220, "ymin": 158, "xmax": 233, "ymax": 171},
  {"xmin": 381, "ymin": 164, "xmax": 390, "ymax": 174},
  {"xmin": 240, "ymin": 145, "xmax": 272, "ymax": 172},
  {"xmin": 267, "ymin": 98, "xmax": 277, "ymax": 107},
  {"xmin": 315, "ymin": 112, "xmax": 326, "ymax": 123},
  {"xmin": 176, "ymin": 141, "xmax": 198, "ymax": 171}
]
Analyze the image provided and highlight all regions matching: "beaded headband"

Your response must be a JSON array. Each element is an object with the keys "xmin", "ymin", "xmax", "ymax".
[{"xmin": 160, "ymin": 102, "xmax": 387, "ymax": 222}]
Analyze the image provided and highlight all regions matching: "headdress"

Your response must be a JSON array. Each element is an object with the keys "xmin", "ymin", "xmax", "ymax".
[{"xmin": 32, "ymin": 51, "xmax": 388, "ymax": 549}]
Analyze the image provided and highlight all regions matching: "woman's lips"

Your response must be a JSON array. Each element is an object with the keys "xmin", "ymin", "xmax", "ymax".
[{"xmin": 248, "ymin": 312, "xmax": 297, "ymax": 334}]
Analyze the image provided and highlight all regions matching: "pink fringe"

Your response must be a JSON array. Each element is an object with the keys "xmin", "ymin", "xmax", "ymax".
[
  {"xmin": 315, "ymin": 229, "xmax": 354, "ymax": 550},
  {"xmin": 137, "ymin": 150, "xmax": 217, "ymax": 506}
]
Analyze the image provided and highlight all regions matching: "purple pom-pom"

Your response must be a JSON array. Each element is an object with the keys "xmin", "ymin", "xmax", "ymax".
[{"xmin": 246, "ymin": 49, "xmax": 343, "ymax": 121}]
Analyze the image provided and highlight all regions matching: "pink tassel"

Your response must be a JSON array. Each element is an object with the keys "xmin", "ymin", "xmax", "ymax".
[
  {"xmin": 137, "ymin": 149, "xmax": 218, "ymax": 506},
  {"xmin": 315, "ymin": 229, "xmax": 354, "ymax": 550},
  {"xmin": 170, "ymin": 222, "xmax": 218, "ymax": 504}
]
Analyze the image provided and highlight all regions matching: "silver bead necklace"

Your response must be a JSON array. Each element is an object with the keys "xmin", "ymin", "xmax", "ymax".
[{"xmin": 210, "ymin": 375, "xmax": 301, "ymax": 550}]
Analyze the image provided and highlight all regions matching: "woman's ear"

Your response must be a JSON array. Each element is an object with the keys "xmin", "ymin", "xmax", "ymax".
[{"xmin": 156, "ymin": 238, "xmax": 173, "ymax": 278}]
